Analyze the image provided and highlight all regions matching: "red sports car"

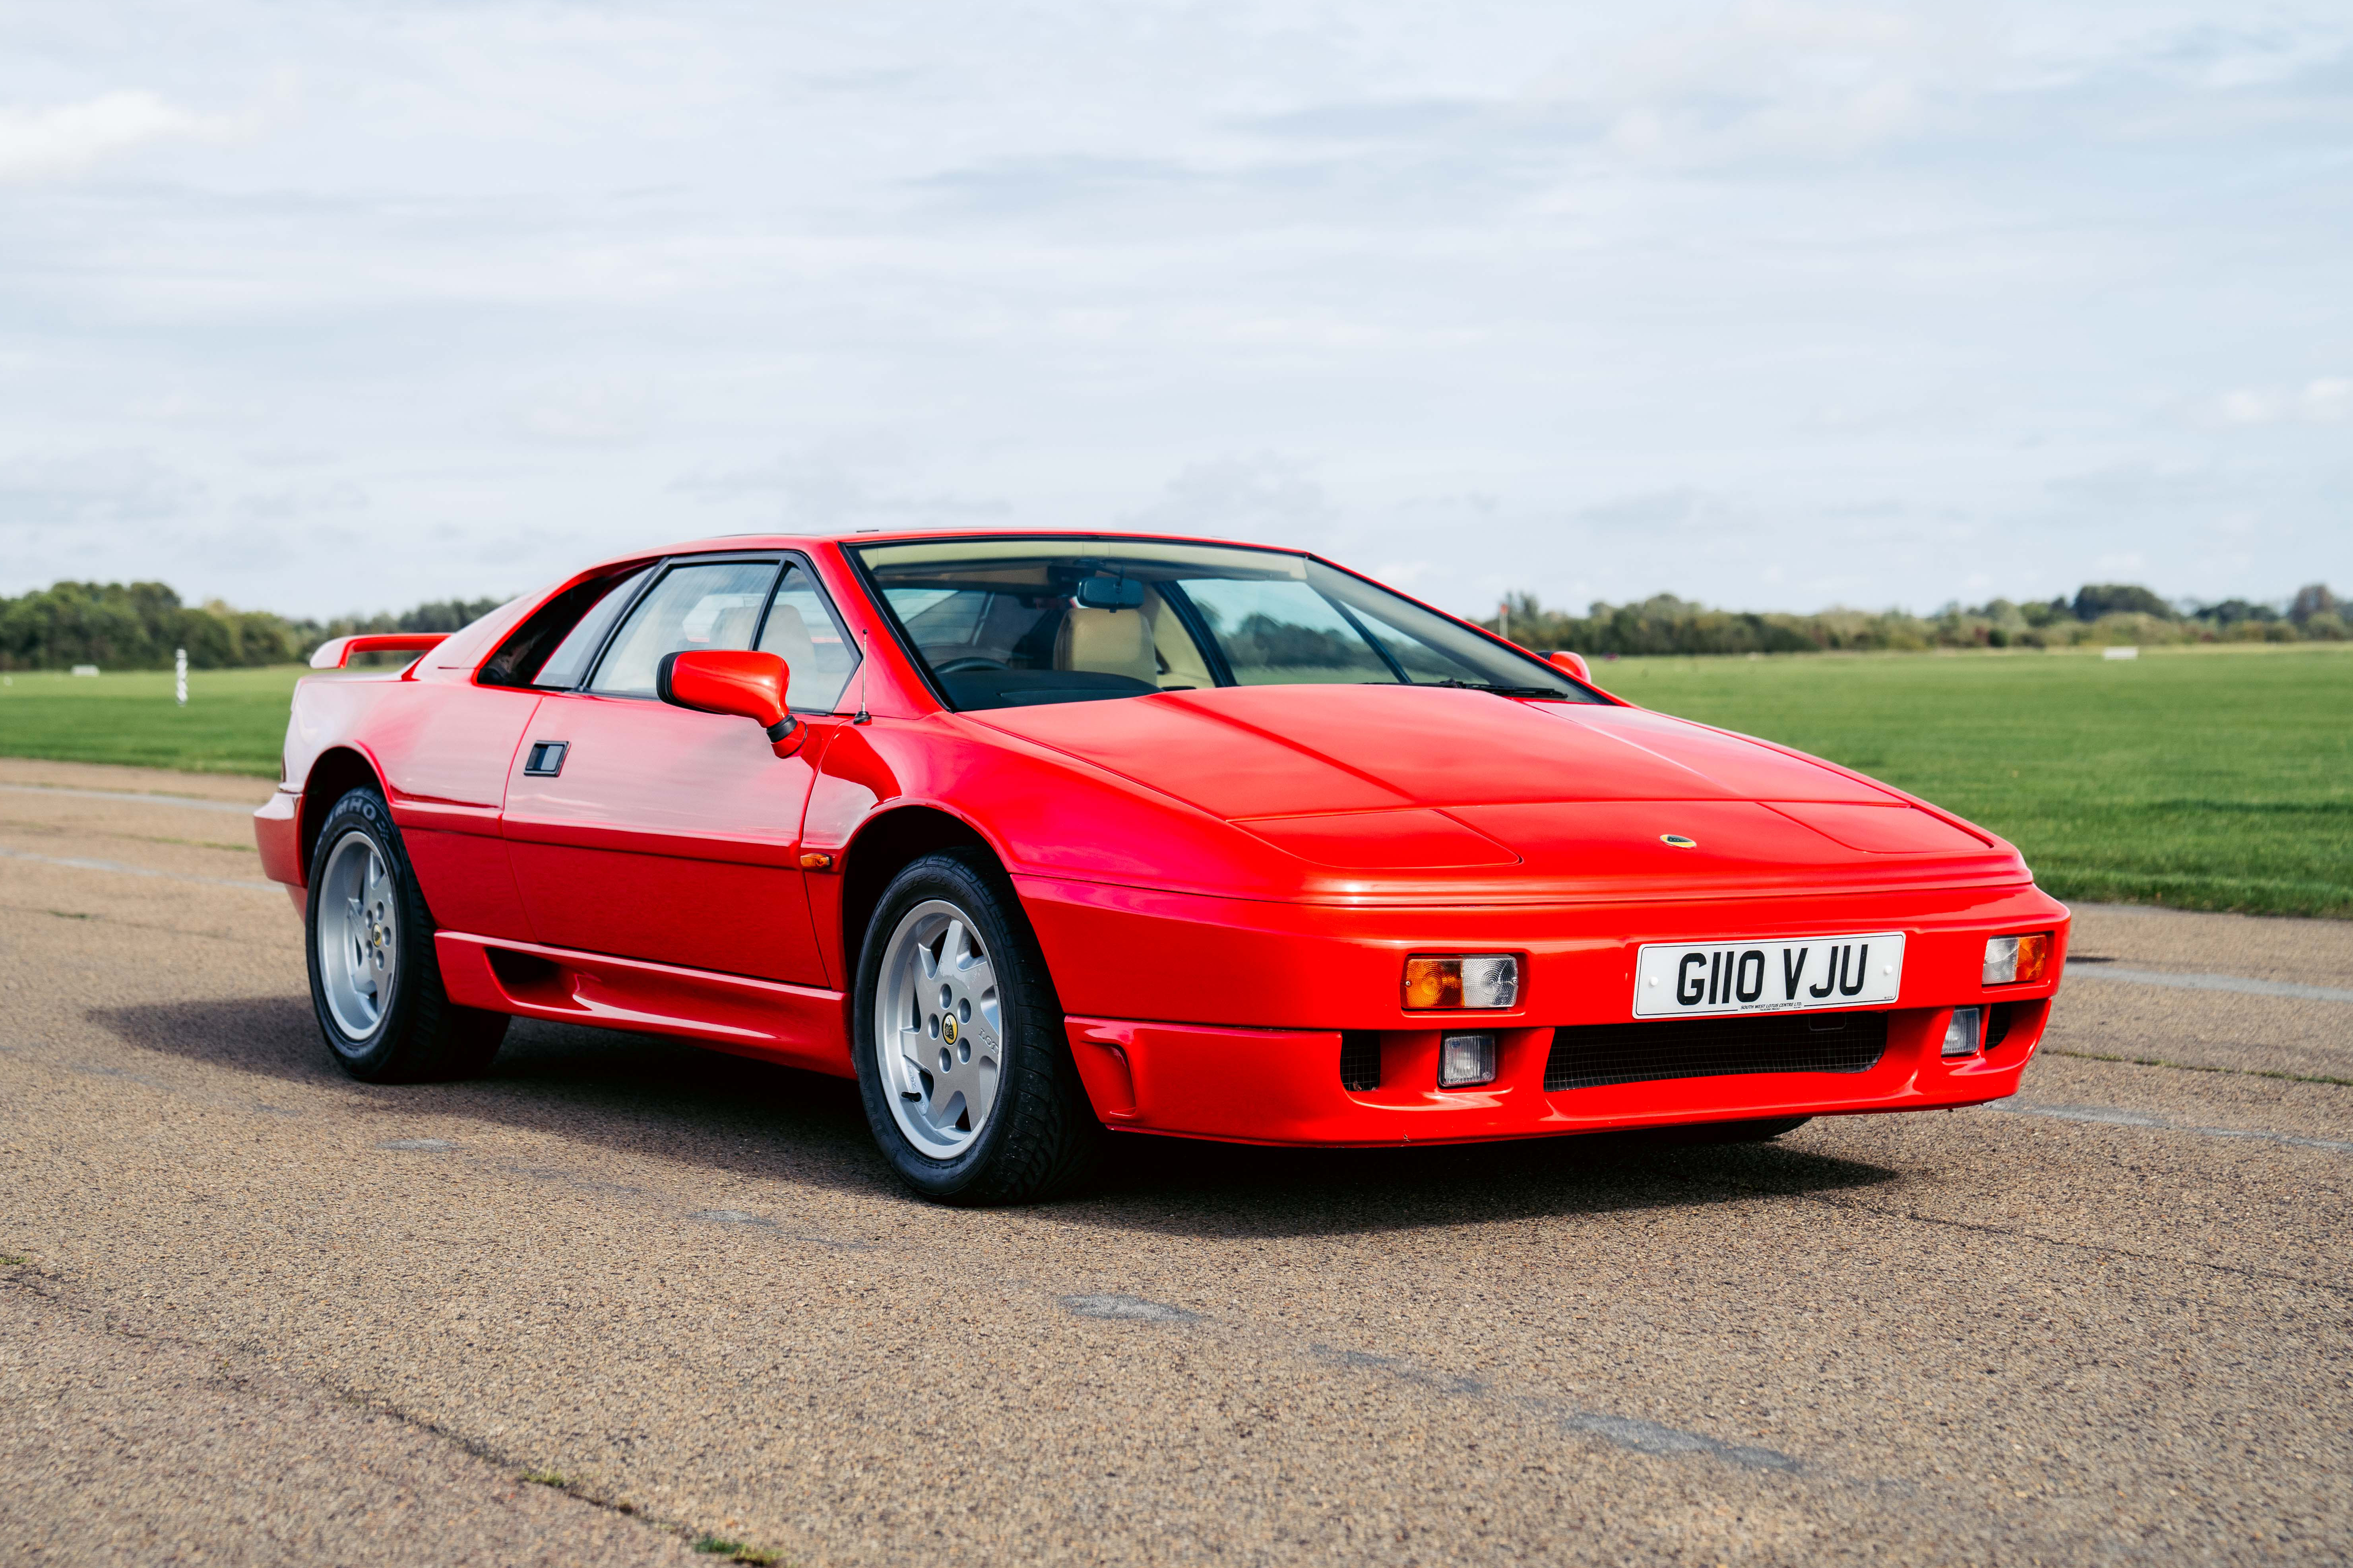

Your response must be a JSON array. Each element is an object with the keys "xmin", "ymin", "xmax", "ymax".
[{"xmin": 257, "ymin": 530, "xmax": 2068, "ymax": 1203}]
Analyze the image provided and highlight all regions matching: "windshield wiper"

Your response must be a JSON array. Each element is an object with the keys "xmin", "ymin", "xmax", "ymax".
[{"xmin": 1417, "ymin": 679, "xmax": 1570, "ymax": 697}]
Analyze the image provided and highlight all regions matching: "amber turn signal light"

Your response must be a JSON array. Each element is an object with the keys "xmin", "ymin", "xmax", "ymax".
[
  {"xmin": 1403, "ymin": 954, "xmax": 1519, "ymax": 1010},
  {"xmin": 1982, "ymin": 932, "xmax": 2052, "ymax": 987}
]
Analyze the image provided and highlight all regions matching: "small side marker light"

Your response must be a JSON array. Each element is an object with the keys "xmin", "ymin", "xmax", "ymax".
[{"xmin": 1660, "ymin": 834, "xmax": 1698, "ymax": 848}]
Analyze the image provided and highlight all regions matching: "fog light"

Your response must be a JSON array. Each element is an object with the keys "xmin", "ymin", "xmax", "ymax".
[
  {"xmin": 1983, "ymin": 932, "xmax": 2053, "ymax": 986},
  {"xmin": 1438, "ymin": 1032, "xmax": 1499, "ymax": 1088},
  {"xmin": 1404, "ymin": 954, "xmax": 1520, "ymax": 1010},
  {"xmin": 1941, "ymin": 1006, "xmax": 1982, "ymax": 1058}
]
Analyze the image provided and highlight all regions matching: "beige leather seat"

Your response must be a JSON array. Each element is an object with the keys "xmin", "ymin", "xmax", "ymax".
[
  {"xmin": 758, "ymin": 603, "xmax": 819, "ymax": 705},
  {"xmin": 1055, "ymin": 607, "xmax": 1157, "ymax": 683}
]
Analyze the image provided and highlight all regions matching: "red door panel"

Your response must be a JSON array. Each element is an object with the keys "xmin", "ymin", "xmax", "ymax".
[
  {"xmin": 364, "ymin": 683, "xmax": 541, "ymax": 939},
  {"xmin": 500, "ymin": 694, "xmax": 825, "ymax": 985}
]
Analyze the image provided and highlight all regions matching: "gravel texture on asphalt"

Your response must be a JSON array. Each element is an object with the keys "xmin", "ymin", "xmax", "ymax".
[{"xmin": 3, "ymin": 758, "xmax": 2347, "ymax": 1566}]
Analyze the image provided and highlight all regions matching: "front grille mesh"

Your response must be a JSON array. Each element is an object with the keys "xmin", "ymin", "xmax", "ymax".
[
  {"xmin": 1544, "ymin": 1010, "xmax": 1888, "ymax": 1092},
  {"xmin": 1338, "ymin": 1030, "xmax": 1382, "ymax": 1092}
]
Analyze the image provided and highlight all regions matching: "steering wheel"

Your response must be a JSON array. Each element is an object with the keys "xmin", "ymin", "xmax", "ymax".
[{"xmin": 934, "ymin": 656, "xmax": 1009, "ymax": 675}]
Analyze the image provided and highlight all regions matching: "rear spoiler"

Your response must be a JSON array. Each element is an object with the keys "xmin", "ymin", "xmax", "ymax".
[{"xmin": 308, "ymin": 633, "xmax": 449, "ymax": 670}]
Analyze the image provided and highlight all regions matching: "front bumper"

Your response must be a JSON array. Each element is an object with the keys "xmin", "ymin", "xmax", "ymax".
[
  {"xmin": 1020, "ymin": 874, "xmax": 2066, "ymax": 1145},
  {"xmin": 1064, "ymin": 1000, "xmax": 2049, "ymax": 1145}
]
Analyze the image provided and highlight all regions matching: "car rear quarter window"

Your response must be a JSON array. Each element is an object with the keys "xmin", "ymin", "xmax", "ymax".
[
  {"xmin": 529, "ymin": 566, "xmax": 652, "ymax": 690},
  {"xmin": 587, "ymin": 560, "xmax": 780, "ymax": 697},
  {"xmin": 479, "ymin": 564, "xmax": 651, "ymax": 689}
]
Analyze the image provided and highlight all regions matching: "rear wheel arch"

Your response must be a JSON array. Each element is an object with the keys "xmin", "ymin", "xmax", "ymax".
[
  {"xmin": 300, "ymin": 747, "xmax": 384, "ymax": 877},
  {"xmin": 838, "ymin": 806, "xmax": 1001, "ymax": 985}
]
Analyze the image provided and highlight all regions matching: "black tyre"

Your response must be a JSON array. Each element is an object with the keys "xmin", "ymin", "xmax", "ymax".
[
  {"xmin": 852, "ymin": 849, "xmax": 1104, "ymax": 1205},
  {"xmin": 304, "ymin": 786, "xmax": 508, "ymax": 1083}
]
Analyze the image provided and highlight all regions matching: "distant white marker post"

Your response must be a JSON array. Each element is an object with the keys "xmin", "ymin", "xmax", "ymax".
[{"xmin": 175, "ymin": 647, "xmax": 187, "ymax": 707}]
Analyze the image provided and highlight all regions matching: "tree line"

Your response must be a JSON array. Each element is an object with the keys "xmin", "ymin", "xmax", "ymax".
[
  {"xmin": 1, "ymin": 574, "xmax": 2342, "ymax": 671},
  {"xmin": 1483, "ymin": 583, "xmax": 2346, "ymax": 656},
  {"xmin": 0, "ymin": 580, "xmax": 508, "ymax": 671}
]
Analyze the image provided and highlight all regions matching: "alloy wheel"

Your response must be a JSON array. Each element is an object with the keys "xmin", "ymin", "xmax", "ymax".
[
  {"xmin": 873, "ymin": 898, "xmax": 1004, "ymax": 1159},
  {"xmin": 318, "ymin": 830, "xmax": 398, "ymax": 1041}
]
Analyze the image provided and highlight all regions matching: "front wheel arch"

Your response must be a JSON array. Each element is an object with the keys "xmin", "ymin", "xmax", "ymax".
[{"xmin": 837, "ymin": 805, "xmax": 998, "ymax": 988}]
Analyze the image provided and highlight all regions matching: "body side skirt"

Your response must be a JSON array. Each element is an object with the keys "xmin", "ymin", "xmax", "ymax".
[{"xmin": 434, "ymin": 930, "xmax": 853, "ymax": 1077}]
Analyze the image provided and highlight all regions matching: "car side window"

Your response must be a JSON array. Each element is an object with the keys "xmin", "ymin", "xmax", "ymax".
[
  {"xmin": 587, "ymin": 559, "xmax": 781, "ymax": 697},
  {"xmin": 529, "ymin": 566, "xmax": 652, "ymax": 690},
  {"xmin": 757, "ymin": 562, "xmax": 861, "ymax": 712}
]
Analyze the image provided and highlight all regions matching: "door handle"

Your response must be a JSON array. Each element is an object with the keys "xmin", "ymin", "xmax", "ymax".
[{"xmin": 522, "ymin": 741, "xmax": 569, "ymax": 777}]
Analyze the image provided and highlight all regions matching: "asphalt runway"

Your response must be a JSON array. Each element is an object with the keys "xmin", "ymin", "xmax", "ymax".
[{"xmin": 3, "ymin": 756, "xmax": 2347, "ymax": 1566}]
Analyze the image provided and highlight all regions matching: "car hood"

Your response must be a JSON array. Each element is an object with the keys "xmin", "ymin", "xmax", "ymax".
[{"xmin": 967, "ymin": 684, "xmax": 2023, "ymax": 901}]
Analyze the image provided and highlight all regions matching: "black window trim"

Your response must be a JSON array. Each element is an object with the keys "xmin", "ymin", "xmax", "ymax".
[{"xmin": 839, "ymin": 531, "xmax": 1604, "ymax": 712}]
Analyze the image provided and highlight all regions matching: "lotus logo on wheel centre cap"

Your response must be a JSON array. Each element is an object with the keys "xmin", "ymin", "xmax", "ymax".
[
  {"xmin": 1659, "ymin": 833, "xmax": 1699, "ymax": 849},
  {"xmin": 942, "ymin": 1015, "xmax": 959, "ymax": 1045}
]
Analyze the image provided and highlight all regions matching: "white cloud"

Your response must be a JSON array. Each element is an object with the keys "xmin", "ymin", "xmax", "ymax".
[
  {"xmin": 672, "ymin": 442, "xmax": 1008, "ymax": 531},
  {"xmin": 1533, "ymin": 2, "xmax": 1994, "ymax": 165},
  {"xmin": 0, "ymin": 90, "xmax": 239, "ymax": 182},
  {"xmin": 511, "ymin": 377, "xmax": 661, "ymax": 446},
  {"xmin": 0, "ymin": 2, "xmax": 2348, "ymax": 614},
  {"xmin": 2213, "ymin": 377, "xmax": 2352, "ymax": 426},
  {"xmin": 0, "ymin": 449, "xmax": 201, "ymax": 525},
  {"xmin": 1123, "ymin": 455, "xmax": 1336, "ymax": 543}
]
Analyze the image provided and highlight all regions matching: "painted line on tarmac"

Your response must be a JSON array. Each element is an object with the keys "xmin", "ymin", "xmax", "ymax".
[
  {"xmin": 2065, "ymin": 960, "xmax": 2353, "ymax": 1005},
  {"xmin": 1062, "ymin": 1293, "xmax": 1200, "ymax": 1323},
  {"xmin": 0, "ymin": 782, "xmax": 262, "ymax": 816},
  {"xmin": 1989, "ymin": 1098, "xmax": 2353, "ymax": 1154},
  {"xmin": 1308, "ymin": 1344, "xmax": 1803, "ymax": 1473},
  {"xmin": 0, "ymin": 846, "xmax": 281, "ymax": 892}
]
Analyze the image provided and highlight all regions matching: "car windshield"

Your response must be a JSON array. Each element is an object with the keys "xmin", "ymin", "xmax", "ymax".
[{"xmin": 846, "ymin": 536, "xmax": 1599, "ymax": 710}]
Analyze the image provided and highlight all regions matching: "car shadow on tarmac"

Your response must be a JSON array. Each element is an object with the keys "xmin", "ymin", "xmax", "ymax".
[{"xmin": 89, "ymin": 996, "xmax": 1901, "ymax": 1240}]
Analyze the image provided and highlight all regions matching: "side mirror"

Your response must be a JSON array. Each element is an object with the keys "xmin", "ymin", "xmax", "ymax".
[
  {"xmin": 1546, "ymin": 650, "xmax": 1591, "ymax": 682},
  {"xmin": 656, "ymin": 649, "xmax": 806, "ymax": 758}
]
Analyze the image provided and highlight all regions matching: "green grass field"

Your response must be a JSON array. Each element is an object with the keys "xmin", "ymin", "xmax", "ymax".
[
  {"xmin": 0, "ymin": 665, "xmax": 305, "ymax": 777},
  {"xmin": 1601, "ymin": 643, "xmax": 2353, "ymax": 919},
  {"xmin": 4, "ymin": 645, "xmax": 2349, "ymax": 916}
]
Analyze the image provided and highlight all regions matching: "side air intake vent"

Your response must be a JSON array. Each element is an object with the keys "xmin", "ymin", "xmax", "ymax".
[
  {"xmin": 1545, "ymin": 1011, "xmax": 1888, "ymax": 1092},
  {"xmin": 1338, "ymin": 1031, "xmax": 1382, "ymax": 1092}
]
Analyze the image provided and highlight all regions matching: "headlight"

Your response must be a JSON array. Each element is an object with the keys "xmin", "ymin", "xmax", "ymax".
[
  {"xmin": 1983, "ymin": 932, "xmax": 2053, "ymax": 986},
  {"xmin": 1404, "ymin": 954, "xmax": 1520, "ymax": 1010}
]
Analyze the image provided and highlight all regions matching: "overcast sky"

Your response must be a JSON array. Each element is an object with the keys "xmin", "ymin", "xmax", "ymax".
[{"xmin": 3, "ymin": 2, "xmax": 2347, "ymax": 621}]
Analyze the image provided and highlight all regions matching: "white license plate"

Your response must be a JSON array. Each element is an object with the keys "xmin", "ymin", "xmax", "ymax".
[{"xmin": 1633, "ymin": 931, "xmax": 1906, "ymax": 1018}]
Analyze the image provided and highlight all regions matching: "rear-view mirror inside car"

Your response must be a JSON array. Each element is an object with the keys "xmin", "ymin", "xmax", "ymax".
[{"xmin": 1074, "ymin": 576, "xmax": 1145, "ymax": 610}]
